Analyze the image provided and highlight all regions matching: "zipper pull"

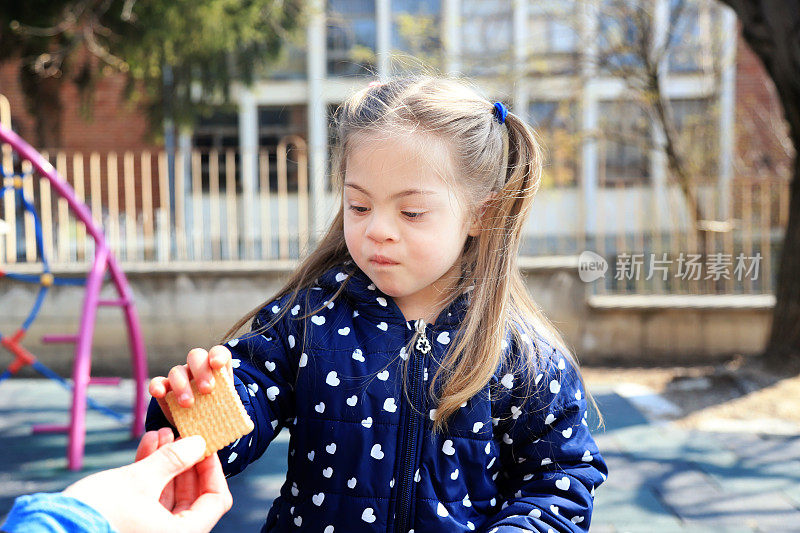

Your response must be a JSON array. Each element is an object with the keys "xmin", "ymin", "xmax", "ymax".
[{"xmin": 414, "ymin": 319, "xmax": 431, "ymax": 354}]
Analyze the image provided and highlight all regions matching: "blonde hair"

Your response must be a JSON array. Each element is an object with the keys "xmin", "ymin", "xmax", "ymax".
[{"xmin": 223, "ymin": 75, "xmax": 597, "ymax": 433}]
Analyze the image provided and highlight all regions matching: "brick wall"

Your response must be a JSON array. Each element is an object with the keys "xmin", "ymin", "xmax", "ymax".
[
  {"xmin": 733, "ymin": 27, "xmax": 794, "ymax": 182},
  {"xmin": 0, "ymin": 55, "xmax": 161, "ymax": 154}
]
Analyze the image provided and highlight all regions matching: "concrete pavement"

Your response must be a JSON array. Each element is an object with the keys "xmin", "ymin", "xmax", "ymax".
[{"xmin": 1, "ymin": 379, "xmax": 798, "ymax": 532}]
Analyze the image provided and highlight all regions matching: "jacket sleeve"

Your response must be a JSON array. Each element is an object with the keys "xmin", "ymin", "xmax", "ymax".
[
  {"xmin": 144, "ymin": 294, "xmax": 302, "ymax": 478},
  {"xmin": 483, "ymin": 337, "xmax": 608, "ymax": 532},
  {"xmin": 1, "ymin": 493, "xmax": 115, "ymax": 533}
]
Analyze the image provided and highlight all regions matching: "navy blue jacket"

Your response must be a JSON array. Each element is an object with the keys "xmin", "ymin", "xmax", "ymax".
[{"xmin": 146, "ymin": 263, "xmax": 607, "ymax": 532}]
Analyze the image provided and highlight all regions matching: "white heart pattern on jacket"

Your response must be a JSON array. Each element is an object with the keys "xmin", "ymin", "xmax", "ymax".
[
  {"xmin": 442, "ymin": 440, "xmax": 455, "ymax": 456},
  {"xmin": 311, "ymin": 315, "xmax": 326, "ymax": 326},
  {"xmin": 436, "ymin": 331, "xmax": 450, "ymax": 344},
  {"xmin": 326, "ymin": 371, "xmax": 340, "ymax": 386},
  {"xmin": 352, "ymin": 349, "xmax": 365, "ymax": 362},
  {"xmin": 377, "ymin": 322, "xmax": 388, "ymax": 331},
  {"xmin": 383, "ymin": 398, "xmax": 397, "ymax": 412},
  {"xmin": 377, "ymin": 370, "xmax": 389, "ymax": 381},
  {"xmin": 370, "ymin": 444, "xmax": 384, "ymax": 459},
  {"xmin": 313, "ymin": 493, "xmax": 325, "ymax": 506},
  {"xmin": 266, "ymin": 386, "xmax": 279, "ymax": 401},
  {"xmin": 362, "ymin": 508, "xmax": 376, "ymax": 523},
  {"xmin": 346, "ymin": 395, "xmax": 358, "ymax": 406}
]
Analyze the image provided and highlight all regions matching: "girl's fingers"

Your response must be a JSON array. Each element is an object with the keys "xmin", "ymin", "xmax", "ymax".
[
  {"xmin": 168, "ymin": 364, "xmax": 193, "ymax": 407},
  {"xmin": 148, "ymin": 376, "xmax": 170, "ymax": 398},
  {"xmin": 187, "ymin": 348, "xmax": 214, "ymax": 394},
  {"xmin": 208, "ymin": 345, "xmax": 231, "ymax": 370}
]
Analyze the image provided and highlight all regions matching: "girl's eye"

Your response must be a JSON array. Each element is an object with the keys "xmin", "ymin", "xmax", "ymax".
[{"xmin": 348, "ymin": 205, "xmax": 424, "ymax": 220}]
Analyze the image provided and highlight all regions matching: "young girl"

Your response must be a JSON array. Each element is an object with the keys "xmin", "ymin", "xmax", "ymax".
[{"xmin": 146, "ymin": 75, "xmax": 607, "ymax": 532}]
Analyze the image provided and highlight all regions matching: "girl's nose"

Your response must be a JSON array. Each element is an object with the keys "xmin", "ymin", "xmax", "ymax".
[{"xmin": 365, "ymin": 211, "xmax": 398, "ymax": 243}]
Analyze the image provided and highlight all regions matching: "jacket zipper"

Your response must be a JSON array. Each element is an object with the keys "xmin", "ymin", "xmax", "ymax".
[{"xmin": 396, "ymin": 318, "xmax": 430, "ymax": 533}]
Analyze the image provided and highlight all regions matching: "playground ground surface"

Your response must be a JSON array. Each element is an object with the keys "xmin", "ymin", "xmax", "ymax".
[{"xmin": 1, "ymin": 355, "xmax": 799, "ymax": 532}]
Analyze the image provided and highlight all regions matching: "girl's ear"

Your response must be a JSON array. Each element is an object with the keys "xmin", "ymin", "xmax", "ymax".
[{"xmin": 467, "ymin": 191, "xmax": 499, "ymax": 237}]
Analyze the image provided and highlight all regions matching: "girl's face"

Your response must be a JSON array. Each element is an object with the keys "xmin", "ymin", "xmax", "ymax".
[{"xmin": 343, "ymin": 134, "xmax": 479, "ymax": 323}]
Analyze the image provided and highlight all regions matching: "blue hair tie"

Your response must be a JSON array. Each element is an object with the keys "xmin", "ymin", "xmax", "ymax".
[{"xmin": 492, "ymin": 102, "xmax": 508, "ymax": 125}]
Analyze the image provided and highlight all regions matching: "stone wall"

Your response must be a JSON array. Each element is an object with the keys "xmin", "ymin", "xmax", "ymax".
[{"xmin": 0, "ymin": 263, "xmax": 772, "ymax": 378}]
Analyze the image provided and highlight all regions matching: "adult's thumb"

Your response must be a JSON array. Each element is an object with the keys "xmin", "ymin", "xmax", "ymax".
[{"xmin": 140, "ymin": 435, "xmax": 207, "ymax": 484}]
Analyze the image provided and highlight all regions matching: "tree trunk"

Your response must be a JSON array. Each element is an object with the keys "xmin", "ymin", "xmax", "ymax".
[
  {"xmin": 766, "ymin": 153, "xmax": 800, "ymax": 367},
  {"xmin": 718, "ymin": 0, "xmax": 800, "ymax": 366}
]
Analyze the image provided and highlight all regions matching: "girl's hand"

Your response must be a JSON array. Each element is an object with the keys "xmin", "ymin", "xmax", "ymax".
[{"xmin": 148, "ymin": 345, "xmax": 234, "ymax": 426}]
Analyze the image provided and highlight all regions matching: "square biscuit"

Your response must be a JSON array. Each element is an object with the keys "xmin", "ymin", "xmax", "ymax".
[{"xmin": 164, "ymin": 367, "xmax": 255, "ymax": 457}]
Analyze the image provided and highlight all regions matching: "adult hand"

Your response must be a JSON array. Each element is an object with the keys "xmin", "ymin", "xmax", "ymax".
[{"xmin": 63, "ymin": 434, "xmax": 232, "ymax": 533}]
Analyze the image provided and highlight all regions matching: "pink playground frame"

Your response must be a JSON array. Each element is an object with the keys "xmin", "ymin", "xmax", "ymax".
[{"xmin": 0, "ymin": 123, "xmax": 148, "ymax": 471}]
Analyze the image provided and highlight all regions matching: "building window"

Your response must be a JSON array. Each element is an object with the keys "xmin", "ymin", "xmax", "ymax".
[
  {"xmin": 529, "ymin": 100, "xmax": 580, "ymax": 187},
  {"xmin": 597, "ymin": 0, "xmax": 646, "ymax": 73},
  {"xmin": 667, "ymin": 0, "xmax": 719, "ymax": 73},
  {"xmin": 327, "ymin": 0, "xmax": 377, "ymax": 77},
  {"xmin": 392, "ymin": 0, "xmax": 442, "ymax": 72},
  {"xmin": 258, "ymin": 106, "xmax": 307, "ymax": 193},
  {"xmin": 461, "ymin": 0, "xmax": 513, "ymax": 76},
  {"xmin": 669, "ymin": 98, "xmax": 718, "ymax": 182},
  {"xmin": 528, "ymin": 1, "xmax": 580, "ymax": 75},
  {"xmin": 192, "ymin": 109, "xmax": 241, "ymax": 193},
  {"xmin": 598, "ymin": 100, "xmax": 651, "ymax": 185}
]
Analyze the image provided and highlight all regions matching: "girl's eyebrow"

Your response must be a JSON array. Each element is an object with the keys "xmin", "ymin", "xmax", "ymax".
[{"xmin": 344, "ymin": 182, "xmax": 438, "ymax": 200}]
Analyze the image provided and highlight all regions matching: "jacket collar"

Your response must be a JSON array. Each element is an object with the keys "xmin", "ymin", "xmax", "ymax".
[{"xmin": 316, "ymin": 260, "xmax": 470, "ymax": 327}]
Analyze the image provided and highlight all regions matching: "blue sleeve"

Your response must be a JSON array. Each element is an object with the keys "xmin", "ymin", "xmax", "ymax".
[
  {"xmin": 2, "ymin": 493, "xmax": 116, "ymax": 533},
  {"xmin": 143, "ymin": 294, "xmax": 303, "ymax": 478},
  {"xmin": 485, "ymin": 338, "xmax": 608, "ymax": 532},
  {"xmin": 215, "ymin": 298, "xmax": 302, "ymax": 477}
]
